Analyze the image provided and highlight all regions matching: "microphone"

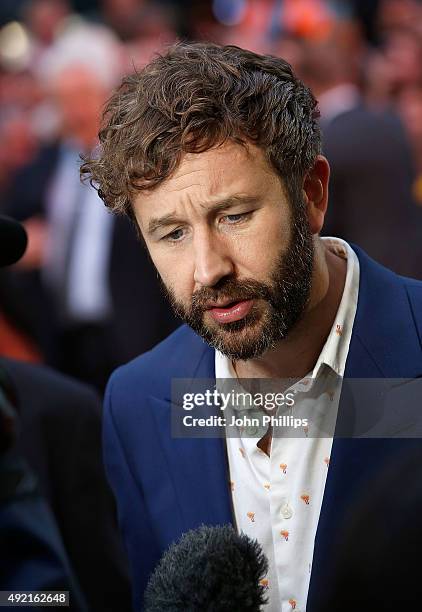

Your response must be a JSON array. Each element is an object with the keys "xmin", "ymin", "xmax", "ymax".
[
  {"xmin": 144, "ymin": 524, "xmax": 269, "ymax": 612},
  {"xmin": 0, "ymin": 216, "xmax": 27, "ymax": 267}
]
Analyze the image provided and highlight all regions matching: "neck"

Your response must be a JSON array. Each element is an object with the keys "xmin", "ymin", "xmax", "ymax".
[{"xmin": 233, "ymin": 240, "xmax": 347, "ymax": 379}]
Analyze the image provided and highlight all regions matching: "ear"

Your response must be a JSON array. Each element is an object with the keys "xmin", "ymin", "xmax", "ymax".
[{"xmin": 303, "ymin": 156, "xmax": 330, "ymax": 234}]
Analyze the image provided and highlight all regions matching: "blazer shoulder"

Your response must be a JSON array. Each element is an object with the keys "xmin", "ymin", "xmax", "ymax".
[
  {"xmin": 107, "ymin": 324, "xmax": 207, "ymax": 397},
  {"xmin": 0, "ymin": 358, "xmax": 100, "ymax": 414},
  {"xmin": 403, "ymin": 277, "xmax": 422, "ymax": 335},
  {"xmin": 402, "ymin": 275, "xmax": 422, "ymax": 291}
]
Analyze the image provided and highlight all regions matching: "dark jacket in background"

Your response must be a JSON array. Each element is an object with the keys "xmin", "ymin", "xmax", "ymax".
[
  {"xmin": 0, "ymin": 357, "xmax": 131, "ymax": 612},
  {"xmin": 322, "ymin": 106, "xmax": 422, "ymax": 279},
  {"xmin": 0, "ymin": 451, "xmax": 88, "ymax": 611}
]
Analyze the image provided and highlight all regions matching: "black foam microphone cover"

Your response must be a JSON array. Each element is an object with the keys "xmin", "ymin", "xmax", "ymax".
[{"xmin": 144, "ymin": 524, "xmax": 269, "ymax": 612}]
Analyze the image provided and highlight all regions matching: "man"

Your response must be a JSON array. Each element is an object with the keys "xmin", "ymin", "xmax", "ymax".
[
  {"xmin": 0, "ymin": 215, "xmax": 131, "ymax": 611},
  {"xmin": 4, "ymin": 23, "xmax": 178, "ymax": 389},
  {"xmin": 0, "ymin": 215, "xmax": 87, "ymax": 609},
  {"xmin": 0, "ymin": 357, "xmax": 132, "ymax": 611},
  {"xmin": 82, "ymin": 43, "xmax": 422, "ymax": 610},
  {"xmin": 300, "ymin": 34, "xmax": 422, "ymax": 279}
]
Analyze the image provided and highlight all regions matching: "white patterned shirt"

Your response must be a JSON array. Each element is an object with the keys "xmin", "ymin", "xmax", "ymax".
[{"xmin": 215, "ymin": 238, "xmax": 360, "ymax": 612}]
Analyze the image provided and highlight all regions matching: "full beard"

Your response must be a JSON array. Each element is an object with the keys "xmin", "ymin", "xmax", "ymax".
[{"xmin": 164, "ymin": 201, "xmax": 314, "ymax": 361}]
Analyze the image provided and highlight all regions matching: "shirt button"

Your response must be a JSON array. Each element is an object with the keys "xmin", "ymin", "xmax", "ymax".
[
  {"xmin": 280, "ymin": 503, "xmax": 293, "ymax": 519},
  {"xmin": 245, "ymin": 425, "xmax": 258, "ymax": 436}
]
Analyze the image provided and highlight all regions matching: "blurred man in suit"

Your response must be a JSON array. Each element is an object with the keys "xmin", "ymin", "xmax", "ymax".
[
  {"xmin": 0, "ymin": 357, "xmax": 132, "ymax": 612},
  {"xmin": 301, "ymin": 34, "xmax": 422, "ymax": 278},
  {"xmin": 0, "ymin": 215, "xmax": 87, "ymax": 609},
  {"xmin": 0, "ymin": 376, "xmax": 88, "ymax": 611},
  {"xmin": 0, "ymin": 215, "xmax": 131, "ymax": 611},
  {"xmin": 4, "ymin": 23, "xmax": 178, "ymax": 390}
]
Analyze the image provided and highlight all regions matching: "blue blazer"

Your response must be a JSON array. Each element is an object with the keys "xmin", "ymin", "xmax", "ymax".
[{"xmin": 103, "ymin": 246, "xmax": 422, "ymax": 611}]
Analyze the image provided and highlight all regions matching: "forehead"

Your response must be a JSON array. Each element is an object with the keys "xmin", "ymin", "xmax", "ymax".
[{"xmin": 133, "ymin": 141, "xmax": 281, "ymax": 217}]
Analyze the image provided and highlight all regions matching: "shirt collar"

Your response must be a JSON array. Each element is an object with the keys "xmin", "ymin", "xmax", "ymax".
[
  {"xmin": 215, "ymin": 237, "xmax": 360, "ymax": 382},
  {"xmin": 312, "ymin": 237, "xmax": 359, "ymax": 378}
]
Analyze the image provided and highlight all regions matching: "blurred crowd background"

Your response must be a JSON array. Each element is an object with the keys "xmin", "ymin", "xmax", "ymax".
[
  {"xmin": 1, "ymin": 0, "xmax": 422, "ymax": 392},
  {"xmin": 1, "ymin": 2, "xmax": 422, "ymax": 609}
]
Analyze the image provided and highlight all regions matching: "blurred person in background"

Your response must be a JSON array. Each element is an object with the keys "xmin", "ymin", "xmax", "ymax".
[
  {"xmin": 382, "ymin": 26, "xmax": 422, "ymax": 93},
  {"xmin": 104, "ymin": 0, "xmax": 178, "ymax": 70},
  {"xmin": 0, "ymin": 103, "xmax": 45, "ymax": 363},
  {"xmin": 397, "ymin": 86, "xmax": 422, "ymax": 205},
  {"xmin": 100, "ymin": 0, "xmax": 175, "ymax": 42},
  {"xmin": 377, "ymin": 0, "xmax": 422, "ymax": 34},
  {"xmin": 0, "ymin": 112, "xmax": 37, "ymax": 206},
  {"xmin": 212, "ymin": 0, "xmax": 278, "ymax": 54},
  {"xmin": 0, "ymin": 215, "xmax": 131, "ymax": 612},
  {"xmin": 22, "ymin": 0, "xmax": 72, "ymax": 67},
  {"xmin": 365, "ymin": 26, "xmax": 422, "ymax": 106},
  {"xmin": 301, "ymin": 28, "xmax": 422, "ymax": 278},
  {"xmin": 3, "ymin": 21, "xmax": 179, "ymax": 390},
  {"xmin": 363, "ymin": 0, "xmax": 422, "ymax": 105},
  {"xmin": 1, "ymin": 385, "xmax": 88, "ymax": 612},
  {"xmin": 0, "ymin": 353, "xmax": 132, "ymax": 611}
]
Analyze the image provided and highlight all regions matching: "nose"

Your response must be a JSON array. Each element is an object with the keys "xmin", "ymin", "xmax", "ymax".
[{"xmin": 193, "ymin": 229, "xmax": 234, "ymax": 288}]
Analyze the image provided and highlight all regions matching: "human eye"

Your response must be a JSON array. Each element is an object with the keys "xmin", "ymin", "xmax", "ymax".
[
  {"xmin": 162, "ymin": 227, "xmax": 185, "ymax": 243},
  {"xmin": 221, "ymin": 211, "xmax": 252, "ymax": 225}
]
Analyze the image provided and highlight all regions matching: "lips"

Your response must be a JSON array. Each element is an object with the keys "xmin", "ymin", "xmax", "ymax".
[
  {"xmin": 205, "ymin": 299, "xmax": 239, "ymax": 309},
  {"xmin": 206, "ymin": 299, "xmax": 254, "ymax": 324}
]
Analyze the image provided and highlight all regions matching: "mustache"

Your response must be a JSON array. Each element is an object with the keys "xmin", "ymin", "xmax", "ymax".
[{"xmin": 190, "ymin": 278, "xmax": 273, "ymax": 312}]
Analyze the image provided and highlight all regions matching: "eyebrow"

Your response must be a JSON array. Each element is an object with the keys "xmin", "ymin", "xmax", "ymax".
[{"xmin": 146, "ymin": 195, "xmax": 258, "ymax": 236}]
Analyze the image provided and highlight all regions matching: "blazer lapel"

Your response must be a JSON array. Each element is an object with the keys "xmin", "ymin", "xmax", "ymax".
[
  {"xmin": 345, "ymin": 245, "xmax": 422, "ymax": 379},
  {"xmin": 309, "ymin": 247, "xmax": 422, "ymax": 607},
  {"xmin": 148, "ymin": 340, "xmax": 233, "ymax": 545}
]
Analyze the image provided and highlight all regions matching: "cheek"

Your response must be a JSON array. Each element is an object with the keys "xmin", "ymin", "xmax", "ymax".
[
  {"xmin": 149, "ymin": 247, "xmax": 194, "ymax": 303},
  {"xmin": 230, "ymin": 218, "xmax": 290, "ymax": 278}
]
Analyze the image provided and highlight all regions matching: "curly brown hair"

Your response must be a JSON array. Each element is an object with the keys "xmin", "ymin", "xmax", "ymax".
[{"xmin": 80, "ymin": 41, "xmax": 321, "ymax": 223}]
